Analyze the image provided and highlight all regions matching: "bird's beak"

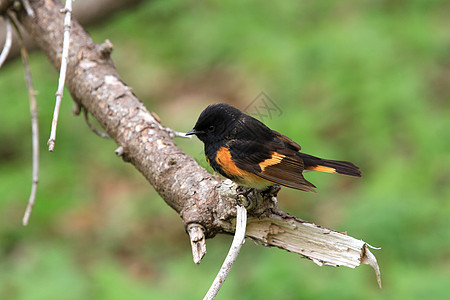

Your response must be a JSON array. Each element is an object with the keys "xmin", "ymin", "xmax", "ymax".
[{"xmin": 186, "ymin": 129, "xmax": 197, "ymax": 136}]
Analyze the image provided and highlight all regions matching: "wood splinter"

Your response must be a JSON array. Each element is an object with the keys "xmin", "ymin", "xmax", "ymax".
[{"xmin": 187, "ymin": 223, "xmax": 207, "ymax": 264}]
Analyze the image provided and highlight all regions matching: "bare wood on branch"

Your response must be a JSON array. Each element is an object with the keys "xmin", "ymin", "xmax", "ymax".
[{"xmin": 8, "ymin": 0, "xmax": 381, "ymax": 288}]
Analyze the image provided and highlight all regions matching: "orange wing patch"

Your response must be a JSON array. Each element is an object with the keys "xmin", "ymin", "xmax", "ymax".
[
  {"xmin": 306, "ymin": 165, "xmax": 337, "ymax": 173},
  {"xmin": 259, "ymin": 152, "xmax": 286, "ymax": 172}
]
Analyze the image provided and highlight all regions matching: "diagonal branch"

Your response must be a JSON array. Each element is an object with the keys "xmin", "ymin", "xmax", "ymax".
[{"xmin": 13, "ymin": 0, "xmax": 381, "ymax": 287}]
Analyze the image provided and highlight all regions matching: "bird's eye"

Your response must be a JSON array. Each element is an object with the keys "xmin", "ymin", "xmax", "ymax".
[{"xmin": 208, "ymin": 125, "xmax": 215, "ymax": 132}]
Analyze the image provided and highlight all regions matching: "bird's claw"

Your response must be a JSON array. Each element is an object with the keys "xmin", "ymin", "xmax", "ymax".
[{"xmin": 235, "ymin": 186, "xmax": 253, "ymax": 208}]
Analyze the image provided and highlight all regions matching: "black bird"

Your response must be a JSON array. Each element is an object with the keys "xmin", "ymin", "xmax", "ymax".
[{"xmin": 187, "ymin": 103, "xmax": 361, "ymax": 192}]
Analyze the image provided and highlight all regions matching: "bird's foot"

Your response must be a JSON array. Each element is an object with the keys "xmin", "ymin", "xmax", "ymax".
[
  {"xmin": 235, "ymin": 186, "xmax": 253, "ymax": 208},
  {"xmin": 260, "ymin": 185, "xmax": 281, "ymax": 198}
]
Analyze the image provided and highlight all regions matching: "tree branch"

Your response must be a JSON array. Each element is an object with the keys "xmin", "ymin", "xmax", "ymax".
[{"xmin": 12, "ymin": 0, "xmax": 381, "ymax": 288}]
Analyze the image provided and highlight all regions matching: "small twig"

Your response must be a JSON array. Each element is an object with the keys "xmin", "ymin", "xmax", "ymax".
[
  {"xmin": 158, "ymin": 122, "xmax": 192, "ymax": 139},
  {"xmin": 187, "ymin": 224, "xmax": 207, "ymax": 264},
  {"xmin": 166, "ymin": 128, "xmax": 192, "ymax": 139},
  {"xmin": 9, "ymin": 11, "xmax": 39, "ymax": 226},
  {"xmin": 114, "ymin": 146, "xmax": 124, "ymax": 157},
  {"xmin": 204, "ymin": 205, "xmax": 247, "ymax": 300},
  {"xmin": 0, "ymin": 16, "xmax": 12, "ymax": 68},
  {"xmin": 47, "ymin": 0, "xmax": 72, "ymax": 151},
  {"xmin": 72, "ymin": 102, "xmax": 81, "ymax": 116},
  {"xmin": 98, "ymin": 39, "xmax": 113, "ymax": 58},
  {"xmin": 21, "ymin": 0, "xmax": 35, "ymax": 17},
  {"xmin": 147, "ymin": 111, "xmax": 192, "ymax": 139},
  {"xmin": 83, "ymin": 107, "xmax": 110, "ymax": 138}
]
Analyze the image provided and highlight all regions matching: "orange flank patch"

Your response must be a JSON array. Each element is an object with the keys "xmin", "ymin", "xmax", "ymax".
[
  {"xmin": 216, "ymin": 147, "xmax": 251, "ymax": 177},
  {"xmin": 306, "ymin": 165, "xmax": 337, "ymax": 173},
  {"xmin": 259, "ymin": 152, "xmax": 286, "ymax": 172},
  {"xmin": 215, "ymin": 147, "xmax": 270, "ymax": 188}
]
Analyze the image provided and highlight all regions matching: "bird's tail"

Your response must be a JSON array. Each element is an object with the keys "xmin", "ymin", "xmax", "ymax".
[{"xmin": 299, "ymin": 153, "xmax": 362, "ymax": 177}]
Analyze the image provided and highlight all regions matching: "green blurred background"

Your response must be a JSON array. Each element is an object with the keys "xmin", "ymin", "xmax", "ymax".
[{"xmin": 1, "ymin": 1, "xmax": 449, "ymax": 299}]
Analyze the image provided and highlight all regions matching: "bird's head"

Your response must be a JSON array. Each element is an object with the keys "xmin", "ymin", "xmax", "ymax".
[{"xmin": 186, "ymin": 103, "xmax": 242, "ymax": 144}]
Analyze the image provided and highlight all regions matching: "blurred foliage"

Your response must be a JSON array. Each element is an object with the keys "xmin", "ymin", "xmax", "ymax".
[{"xmin": 1, "ymin": 0, "xmax": 449, "ymax": 299}]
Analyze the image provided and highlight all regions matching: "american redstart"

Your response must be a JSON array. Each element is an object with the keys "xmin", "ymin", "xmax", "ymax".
[{"xmin": 187, "ymin": 103, "xmax": 361, "ymax": 192}]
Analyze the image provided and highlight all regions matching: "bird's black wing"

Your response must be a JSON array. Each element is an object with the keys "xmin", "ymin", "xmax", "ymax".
[
  {"xmin": 272, "ymin": 130, "xmax": 302, "ymax": 151},
  {"xmin": 228, "ymin": 139, "xmax": 316, "ymax": 192}
]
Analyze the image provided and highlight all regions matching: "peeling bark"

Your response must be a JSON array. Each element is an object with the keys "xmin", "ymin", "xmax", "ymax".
[{"xmin": 3, "ymin": 0, "xmax": 381, "ymax": 286}]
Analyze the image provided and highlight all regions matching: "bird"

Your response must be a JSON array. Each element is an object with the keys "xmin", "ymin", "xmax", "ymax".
[{"xmin": 186, "ymin": 103, "xmax": 361, "ymax": 193}]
